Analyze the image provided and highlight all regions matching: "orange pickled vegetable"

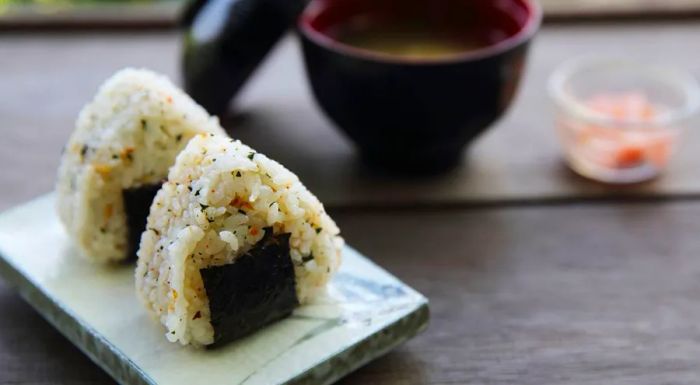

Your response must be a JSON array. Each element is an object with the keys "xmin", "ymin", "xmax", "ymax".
[
  {"xmin": 571, "ymin": 92, "xmax": 674, "ymax": 169},
  {"xmin": 615, "ymin": 146, "xmax": 645, "ymax": 168}
]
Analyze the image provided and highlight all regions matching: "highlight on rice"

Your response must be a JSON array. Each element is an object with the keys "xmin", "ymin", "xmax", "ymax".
[
  {"xmin": 56, "ymin": 68, "xmax": 226, "ymax": 263},
  {"xmin": 135, "ymin": 134, "xmax": 343, "ymax": 347}
]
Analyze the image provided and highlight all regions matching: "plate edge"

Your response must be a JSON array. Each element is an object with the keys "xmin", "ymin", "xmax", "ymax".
[
  {"xmin": 0, "ymin": 250, "xmax": 156, "ymax": 385},
  {"xmin": 0, "ymin": 194, "xmax": 432, "ymax": 385},
  {"xmin": 286, "ymin": 300, "xmax": 430, "ymax": 385}
]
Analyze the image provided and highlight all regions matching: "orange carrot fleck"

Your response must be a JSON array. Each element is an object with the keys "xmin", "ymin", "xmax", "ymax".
[
  {"xmin": 229, "ymin": 196, "xmax": 253, "ymax": 210},
  {"xmin": 120, "ymin": 147, "xmax": 135, "ymax": 162},
  {"xmin": 94, "ymin": 164, "xmax": 112, "ymax": 178},
  {"xmin": 104, "ymin": 204, "xmax": 113, "ymax": 221}
]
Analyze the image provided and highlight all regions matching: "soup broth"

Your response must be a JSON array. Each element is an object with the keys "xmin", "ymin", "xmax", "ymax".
[{"xmin": 335, "ymin": 20, "xmax": 488, "ymax": 59}]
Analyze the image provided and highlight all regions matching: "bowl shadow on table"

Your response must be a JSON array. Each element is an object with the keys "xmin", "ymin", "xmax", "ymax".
[
  {"xmin": 220, "ymin": 107, "xmax": 497, "ymax": 198},
  {"xmin": 220, "ymin": 108, "xmax": 465, "ymax": 177}
]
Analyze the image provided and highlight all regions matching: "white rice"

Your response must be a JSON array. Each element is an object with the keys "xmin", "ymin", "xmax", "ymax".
[
  {"xmin": 135, "ymin": 134, "xmax": 343, "ymax": 347},
  {"xmin": 56, "ymin": 68, "xmax": 225, "ymax": 262}
]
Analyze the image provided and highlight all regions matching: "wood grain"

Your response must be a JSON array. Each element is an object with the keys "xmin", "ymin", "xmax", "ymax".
[{"xmin": 335, "ymin": 202, "xmax": 700, "ymax": 384}]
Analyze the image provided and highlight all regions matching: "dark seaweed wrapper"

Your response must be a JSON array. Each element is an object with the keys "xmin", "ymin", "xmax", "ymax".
[
  {"xmin": 122, "ymin": 184, "xmax": 162, "ymax": 260},
  {"xmin": 200, "ymin": 229, "xmax": 298, "ymax": 347}
]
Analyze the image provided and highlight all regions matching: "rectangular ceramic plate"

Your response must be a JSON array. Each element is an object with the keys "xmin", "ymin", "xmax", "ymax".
[{"xmin": 0, "ymin": 194, "xmax": 429, "ymax": 385}]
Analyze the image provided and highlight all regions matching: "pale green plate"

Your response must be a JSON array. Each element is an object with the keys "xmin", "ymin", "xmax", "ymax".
[{"xmin": 0, "ymin": 194, "xmax": 429, "ymax": 385}]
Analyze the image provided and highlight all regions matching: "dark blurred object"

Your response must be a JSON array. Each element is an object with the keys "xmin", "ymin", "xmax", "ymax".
[
  {"xmin": 182, "ymin": 0, "xmax": 306, "ymax": 116},
  {"xmin": 299, "ymin": 0, "xmax": 541, "ymax": 174}
]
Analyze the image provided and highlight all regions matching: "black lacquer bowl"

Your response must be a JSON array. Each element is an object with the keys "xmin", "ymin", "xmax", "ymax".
[{"xmin": 299, "ymin": 0, "xmax": 541, "ymax": 173}]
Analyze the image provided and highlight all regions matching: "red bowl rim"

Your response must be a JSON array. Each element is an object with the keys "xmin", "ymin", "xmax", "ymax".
[{"xmin": 298, "ymin": 0, "xmax": 542, "ymax": 65}]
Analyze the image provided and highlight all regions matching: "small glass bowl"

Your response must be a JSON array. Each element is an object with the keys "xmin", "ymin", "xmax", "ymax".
[{"xmin": 549, "ymin": 56, "xmax": 700, "ymax": 184}]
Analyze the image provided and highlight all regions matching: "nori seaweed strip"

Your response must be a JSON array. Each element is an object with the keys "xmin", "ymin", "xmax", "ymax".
[
  {"xmin": 123, "ymin": 184, "xmax": 162, "ymax": 260},
  {"xmin": 200, "ymin": 229, "xmax": 298, "ymax": 347}
]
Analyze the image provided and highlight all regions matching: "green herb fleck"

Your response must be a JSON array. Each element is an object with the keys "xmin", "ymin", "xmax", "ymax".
[{"xmin": 247, "ymin": 152, "xmax": 255, "ymax": 160}]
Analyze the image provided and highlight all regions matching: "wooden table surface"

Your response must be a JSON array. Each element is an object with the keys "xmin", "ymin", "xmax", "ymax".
[{"xmin": 3, "ymin": 22, "xmax": 700, "ymax": 384}]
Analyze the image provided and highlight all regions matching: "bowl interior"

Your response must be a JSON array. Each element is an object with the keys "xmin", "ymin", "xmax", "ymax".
[{"xmin": 299, "ymin": 0, "xmax": 541, "ymax": 63}]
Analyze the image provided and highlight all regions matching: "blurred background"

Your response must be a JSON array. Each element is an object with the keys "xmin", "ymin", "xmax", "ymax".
[{"xmin": 1, "ymin": 0, "xmax": 700, "ymax": 28}]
